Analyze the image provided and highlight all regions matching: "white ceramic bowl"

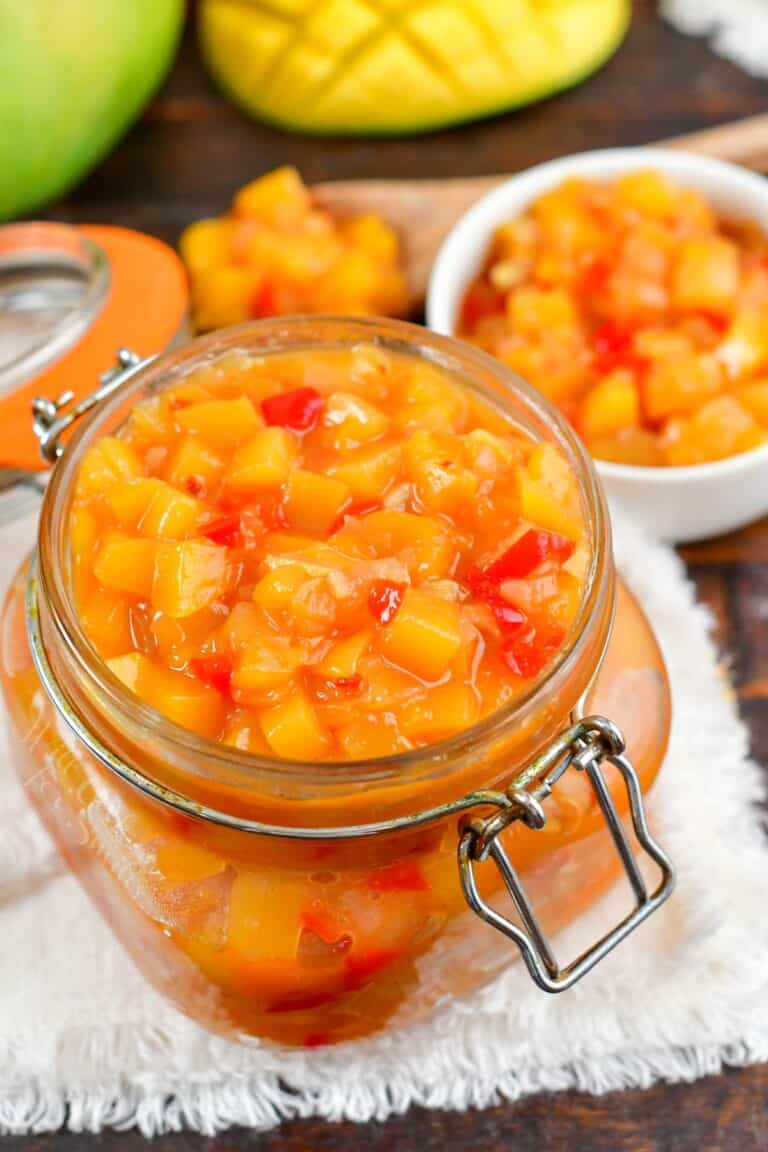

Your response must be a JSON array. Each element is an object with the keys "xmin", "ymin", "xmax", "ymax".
[{"xmin": 427, "ymin": 148, "xmax": 768, "ymax": 543}]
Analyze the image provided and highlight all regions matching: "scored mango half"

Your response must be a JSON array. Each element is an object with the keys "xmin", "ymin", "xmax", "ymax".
[{"xmin": 198, "ymin": 0, "xmax": 630, "ymax": 135}]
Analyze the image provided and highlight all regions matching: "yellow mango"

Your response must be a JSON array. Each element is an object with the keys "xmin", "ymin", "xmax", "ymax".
[
  {"xmin": 284, "ymin": 469, "xmax": 350, "ymax": 535},
  {"xmin": 109, "ymin": 655, "xmax": 226, "ymax": 741},
  {"xmin": 672, "ymin": 236, "xmax": 740, "ymax": 312},
  {"xmin": 259, "ymin": 689, "xmax": 330, "ymax": 760},
  {"xmin": 152, "ymin": 540, "xmax": 229, "ymax": 618},
  {"xmin": 79, "ymin": 588, "xmax": 134, "ymax": 658},
  {"xmin": 175, "ymin": 396, "xmax": 262, "ymax": 451},
  {"xmin": 233, "ymin": 167, "xmax": 310, "ymax": 227},
  {"xmin": 179, "ymin": 217, "xmax": 235, "ymax": 273},
  {"xmin": 335, "ymin": 508, "xmax": 458, "ymax": 580},
  {"xmin": 105, "ymin": 478, "xmax": 206, "ymax": 539},
  {"xmin": 190, "ymin": 264, "xmax": 255, "ymax": 331},
  {"xmin": 520, "ymin": 444, "xmax": 582, "ymax": 539},
  {"xmin": 400, "ymin": 683, "xmax": 479, "ymax": 742},
  {"xmin": 578, "ymin": 371, "xmax": 639, "ymax": 440},
  {"xmin": 404, "ymin": 430, "xmax": 479, "ymax": 515},
  {"xmin": 224, "ymin": 427, "xmax": 298, "ymax": 493},
  {"xmin": 643, "ymin": 353, "xmax": 722, "ymax": 422},
  {"xmin": 164, "ymin": 436, "xmax": 228, "ymax": 495},
  {"xmin": 588, "ymin": 427, "xmax": 664, "ymax": 467},
  {"xmin": 381, "ymin": 588, "xmax": 462, "ymax": 681},
  {"xmin": 508, "ymin": 286, "xmax": 579, "ymax": 335},
  {"xmin": 614, "ymin": 169, "xmax": 678, "ymax": 219},
  {"xmin": 327, "ymin": 442, "xmax": 401, "ymax": 500},
  {"xmin": 76, "ymin": 437, "xmax": 142, "ymax": 498},
  {"xmin": 199, "ymin": 0, "xmax": 629, "ymax": 135},
  {"xmin": 337, "ymin": 714, "xmax": 411, "ymax": 759},
  {"xmin": 94, "ymin": 531, "xmax": 157, "ymax": 599},
  {"xmin": 735, "ymin": 379, "xmax": 768, "ymax": 425},
  {"xmin": 316, "ymin": 630, "xmax": 371, "ymax": 680},
  {"xmin": 718, "ymin": 312, "xmax": 768, "ymax": 379},
  {"xmin": 323, "ymin": 392, "xmax": 390, "ymax": 451},
  {"xmin": 232, "ymin": 635, "xmax": 307, "ymax": 699}
]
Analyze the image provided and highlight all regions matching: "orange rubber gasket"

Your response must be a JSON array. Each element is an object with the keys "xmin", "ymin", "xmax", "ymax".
[{"xmin": 0, "ymin": 224, "xmax": 189, "ymax": 472}]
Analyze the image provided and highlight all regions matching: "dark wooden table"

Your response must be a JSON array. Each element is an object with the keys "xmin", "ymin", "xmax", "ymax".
[{"xmin": 10, "ymin": 2, "xmax": 768, "ymax": 1149}]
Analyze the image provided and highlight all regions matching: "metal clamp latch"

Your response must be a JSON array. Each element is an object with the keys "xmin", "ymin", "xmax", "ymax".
[
  {"xmin": 32, "ymin": 347, "xmax": 147, "ymax": 463},
  {"xmin": 458, "ymin": 716, "xmax": 674, "ymax": 992}
]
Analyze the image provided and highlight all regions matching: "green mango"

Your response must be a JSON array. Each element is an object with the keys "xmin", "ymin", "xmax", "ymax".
[{"xmin": 0, "ymin": 0, "xmax": 185, "ymax": 219}]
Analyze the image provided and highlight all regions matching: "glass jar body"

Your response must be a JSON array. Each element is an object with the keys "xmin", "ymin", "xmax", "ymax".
[{"xmin": 2, "ymin": 566, "xmax": 669, "ymax": 1047}]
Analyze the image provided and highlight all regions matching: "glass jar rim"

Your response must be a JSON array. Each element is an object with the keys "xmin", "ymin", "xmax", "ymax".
[{"xmin": 36, "ymin": 316, "xmax": 613, "ymax": 799}]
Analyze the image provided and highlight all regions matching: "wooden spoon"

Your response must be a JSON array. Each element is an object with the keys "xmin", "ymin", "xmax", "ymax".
[{"xmin": 314, "ymin": 112, "xmax": 768, "ymax": 307}]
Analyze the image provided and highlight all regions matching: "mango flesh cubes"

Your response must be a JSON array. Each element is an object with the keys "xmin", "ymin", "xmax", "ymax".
[
  {"xmin": 458, "ymin": 169, "xmax": 768, "ymax": 467},
  {"xmin": 180, "ymin": 167, "xmax": 408, "ymax": 331},
  {"xmin": 71, "ymin": 344, "xmax": 587, "ymax": 762}
]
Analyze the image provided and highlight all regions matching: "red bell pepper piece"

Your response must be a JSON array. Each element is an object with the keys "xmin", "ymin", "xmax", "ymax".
[
  {"xmin": 251, "ymin": 281, "xmax": 278, "ymax": 319},
  {"xmin": 367, "ymin": 581, "xmax": 406, "ymax": 625},
  {"xmin": 591, "ymin": 321, "xmax": 647, "ymax": 374},
  {"xmin": 300, "ymin": 901, "xmax": 345, "ymax": 944},
  {"xmin": 366, "ymin": 860, "xmax": 429, "ymax": 893},
  {"xmin": 344, "ymin": 948, "xmax": 399, "ymax": 991},
  {"xmin": 460, "ymin": 281, "xmax": 504, "ymax": 328},
  {"xmin": 261, "ymin": 386, "xmax": 324, "ymax": 431},
  {"xmin": 471, "ymin": 530, "xmax": 574, "ymax": 588},
  {"xmin": 501, "ymin": 622, "xmax": 566, "ymax": 679},
  {"xmin": 203, "ymin": 513, "xmax": 241, "ymax": 547},
  {"xmin": 188, "ymin": 654, "xmax": 233, "ymax": 695}
]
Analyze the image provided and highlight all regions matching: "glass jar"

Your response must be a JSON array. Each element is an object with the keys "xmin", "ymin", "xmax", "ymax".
[{"xmin": 0, "ymin": 318, "xmax": 673, "ymax": 1048}]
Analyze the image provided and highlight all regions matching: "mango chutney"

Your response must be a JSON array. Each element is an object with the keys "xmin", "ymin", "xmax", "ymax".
[{"xmin": 1, "ymin": 319, "xmax": 672, "ymax": 1047}]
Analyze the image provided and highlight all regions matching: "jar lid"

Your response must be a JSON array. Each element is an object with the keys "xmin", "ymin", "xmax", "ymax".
[{"xmin": 0, "ymin": 222, "xmax": 188, "ymax": 472}]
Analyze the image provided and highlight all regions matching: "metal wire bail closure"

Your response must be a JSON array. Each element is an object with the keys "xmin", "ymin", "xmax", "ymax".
[{"xmin": 458, "ymin": 717, "xmax": 675, "ymax": 992}]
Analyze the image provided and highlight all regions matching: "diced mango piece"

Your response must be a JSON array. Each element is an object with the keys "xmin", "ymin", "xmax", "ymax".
[
  {"xmin": 94, "ymin": 531, "xmax": 157, "ymax": 599},
  {"xmin": 233, "ymin": 167, "xmax": 310, "ymax": 228},
  {"xmin": 381, "ymin": 588, "xmax": 462, "ymax": 681},
  {"xmin": 152, "ymin": 540, "xmax": 229, "ymax": 618},
  {"xmin": 404, "ymin": 431, "xmax": 480, "ymax": 516},
  {"xmin": 108, "ymin": 652, "xmax": 225, "ymax": 739},
  {"xmin": 323, "ymin": 392, "xmax": 390, "ymax": 450},
  {"xmin": 643, "ymin": 353, "xmax": 722, "ymax": 422},
  {"xmin": 145, "ymin": 664, "xmax": 226, "ymax": 739},
  {"xmin": 179, "ymin": 217, "xmax": 235, "ymax": 274},
  {"xmin": 520, "ymin": 444, "xmax": 582, "ymax": 540},
  {"xmin": 164, "ymin": 437, "xmax": 227, "ymax": 496},
  {"xmin": 672, "ymin": 236, "xmax": 740, "ymax": 312},
  {"xmin": 588, "ymin": 427, "xmax": 664, "ymax": 467},
  {"xmin": 334, "ymin": 508, "xmax": 458, "ymax": 580},
  {"xmin": 395, "ymin": 366, "xmax": 469, "ymax": 435},
  {"xmin": 232, "ymin": 635, "xmax": 307, "ymax": 698},
  {"xmin": 107, "ymin": 652, "xmax": 151, "ymax": 693},
  {"xmin": 400, "ymin": 683, "xmax": 479, "ymax": 743},
  {"xmin": 190, "ymin": 265, "xmax": 256, "ymax": 331},
  {"xmin": 336, "ymin": 713, "xmax": 411, "ymax": 759},
  {"xmin": 614, "ymin": 169, "xmax": 678, "ymax": 219},
  {"xmin": 327, "ymin": 442, "xmax": 401, "ymax": 500},
  {"xmin": 284, "ymin": 469, "xmax": 350, "ymax": 535},
  {"xmin": 76, "ymin": 437, "xmax": 142, "ymax": 498},
  {"xmin": 105, "ymin": 478, "xmax": 206, "ymax": 539},
  {"xmin": 252, "ymin": 564, "xmax": 307, "ymax": 619},
  {"xmin": 80, "ymin": 587, "xmax": 134, "ymax": 657},
  {"xmin": 508, "ymin": 286, "xmax": 579, "ymax": 335},
  {"xmin": 662, "ymin": 395, "xmax": 758, "ymax": 465},
  {"xmin": 735, "ymin": 379, "xmax": 768, "ymax": 425},
  {"xmin": 316, "ymin": 630, "xmax": 371, "ymax": 680},
  {"xmin": 224, "ymin": 427, "xmax": 298, "ymax": 493},
  {"xmin": 579, "ymin": 371, "xmax": 640, "ymax": 440},
  {"xmin": 259, "ymin": 688, "xmax": 330, "ymax": 759},
  {"xmin": 175, "ymin": 397, "xmax": 262, "ymax": 451},
  {"xmin": 718, "ymin": 312, "xmax": 768, "ymax": 379}
]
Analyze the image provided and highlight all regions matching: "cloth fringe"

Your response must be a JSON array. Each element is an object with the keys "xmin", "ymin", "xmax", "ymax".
[{"xmin": 662, "ymin": 0, "xmax": 768, "ymax": 77}]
